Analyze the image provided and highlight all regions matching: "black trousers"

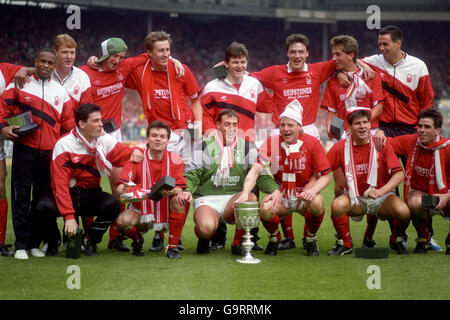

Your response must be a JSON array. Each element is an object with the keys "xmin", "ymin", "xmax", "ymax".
[
  {"xmin": 36, "ymin": 187, "xmax": 121, "ymax": 245},
  {"xmin": 11, "ymin": 143, "xmax": 52, "ymax": 250}
]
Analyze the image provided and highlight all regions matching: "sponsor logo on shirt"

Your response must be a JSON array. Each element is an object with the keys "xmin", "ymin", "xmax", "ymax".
[
  {"xmin": 414, "ymin": 165, "xmax": 431, "ymax": 177},
  {"xmin": 154, "ymin": 89, "xmax": 170, "ymax": 100},
  {"xmin": 73, "ymin": 85, "xmax": 80, "ymax": 95},
  {"xmin": 356, "ymin": 163, "xmax": 369, "ymax": 174},
  {"xmin": 55, "ymin": 96, "xmax": 60, "ymax": 106},
  {"xmin": 283, "ymin": 87, "xmax": 312, "ymax": 99},
  {"xmin": 96, "ymin": 82, "xmax": 123, "ymax": 98}
]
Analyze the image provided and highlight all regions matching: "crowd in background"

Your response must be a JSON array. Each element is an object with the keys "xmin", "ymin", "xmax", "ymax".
[{"xmin": 1, "ymin": 4, "xmax": 448, "ymax": 143}]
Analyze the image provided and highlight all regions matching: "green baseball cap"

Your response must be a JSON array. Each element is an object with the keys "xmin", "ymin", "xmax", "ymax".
[{"xmin": 98, "ymin": 37, "xmax": 127, "ymax": 63}]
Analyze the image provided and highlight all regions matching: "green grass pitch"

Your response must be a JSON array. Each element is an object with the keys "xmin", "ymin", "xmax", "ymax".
[{"xmin": 0, "ymin": 168, "xmax": 448, "ymax": 300}]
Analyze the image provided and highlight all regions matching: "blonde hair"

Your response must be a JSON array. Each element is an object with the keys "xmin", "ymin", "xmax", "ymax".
[
  {"xmin": 54, "ymin": 34, "xmax": 77, "ymax": 50},
  {"xmin": 144, "ymin": 31, "xmax": 172, "ymax": 51}
]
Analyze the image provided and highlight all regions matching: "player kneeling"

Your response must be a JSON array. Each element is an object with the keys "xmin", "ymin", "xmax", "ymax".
[
  {"xmin": 238, "ymin": 100, "xmax": 332, "ymax": 256},
  {"xmin": 327, "ymin": 109, "xmax": 410, "ymax": 255},
  {"xmin": 116, "ymin": 121, "xmax": 187, "ymax": 259},
  {"xmin": 175, "ymin": 109, "xmax": 281, "ymax": 256}
]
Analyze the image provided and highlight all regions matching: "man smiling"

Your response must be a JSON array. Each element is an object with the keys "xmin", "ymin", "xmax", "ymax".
[
  {"xmin": 202, "ymin": 42, "xmax": 272, "ymax": 142},
  {"xmin": 326, "ymin": 109, "xmax": 410, "ymax": 255},
  {"xmin": 0, "ymin": 48, "xmax": 75, "ymax": 259},
  {"xmin": 375, "ymin": 109, "xmax": 450, "ymax": 254},
  {"xmin": 238, "ymin": 100, "xmax": 331, "ymax": 256}
]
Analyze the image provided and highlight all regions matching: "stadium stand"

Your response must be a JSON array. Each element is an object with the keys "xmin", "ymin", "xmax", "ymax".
[{"xmin": 0, "ymin": 4, "xmax": 448, "ymax": 141}]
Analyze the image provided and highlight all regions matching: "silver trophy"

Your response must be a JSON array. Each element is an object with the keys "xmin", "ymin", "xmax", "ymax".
[
  {"xmin": 119, "ymin": 171, "xmax": 149, "ymax": 203},
  {"xmin": 234, "ymin": 202, "xmax": 261, "ymax": 264}
]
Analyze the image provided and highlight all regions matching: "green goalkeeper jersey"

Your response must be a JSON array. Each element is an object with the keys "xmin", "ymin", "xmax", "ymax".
[{"xmin": 184, "ymin": 135, "xmax": 279, "ymax": 198}]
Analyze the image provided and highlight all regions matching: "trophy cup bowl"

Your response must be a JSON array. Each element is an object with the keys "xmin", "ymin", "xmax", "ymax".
[{"xmin": 234, "ymin": 202, "xmax": 261, "ymax": 264}]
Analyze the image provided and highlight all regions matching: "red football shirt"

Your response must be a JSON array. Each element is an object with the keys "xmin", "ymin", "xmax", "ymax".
[
  {"xmin": 0, "ymin": 63, "xmax": 22, "ymax": 94},
  {"xmin": 257, "ymin": 133, "xmax": 331, "ymax": 189},
  {"xmin": 251, "ymin": 60, "xmax": 336, "ymax": 126},
  {"xmin": 126, "ymin": 63, "xmax": 201, "ymax": 130},
  {"xmin": 327, "ymin": 139, "xmax": 403, "ymax": 194},
  {"xmin": 118, "ymin": 152, "xmax": 186, "ymax": 211},
  {"xmin": 321, "ymin": 70, "xmax": 384, "ymax": 129},
  {"xmin": 80, "ymin": 53, "xmax": 148, "ymax": 128},
  {"xmin": 389, "ymin": 134, "xmax": 450, "ymax": 193}
]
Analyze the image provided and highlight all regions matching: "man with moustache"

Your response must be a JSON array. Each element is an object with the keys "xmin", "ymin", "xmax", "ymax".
[{"xmin": 175, "ymin": 109, "xmax": 281, "ymax": 255}]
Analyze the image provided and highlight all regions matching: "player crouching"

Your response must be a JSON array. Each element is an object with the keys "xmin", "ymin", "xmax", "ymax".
[
  {"xmin": 175, "ymin": 109, "xmax": 281, "ymax": 256},
  {"xmin": 116, "ymin": 121, "xmax": 187, "ymax": 259},
  {"xmin": 239, "ymin": 100, "xmax": 332, "ymax": 256},
  {"xmin": 326, "ymin": 109, "xmax": 411, "ymax": 255}
]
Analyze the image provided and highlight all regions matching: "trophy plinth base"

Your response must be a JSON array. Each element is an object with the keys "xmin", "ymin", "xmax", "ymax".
[{"xmin": 237, "ymin": 256, "xmax": 261, "ymax": 264}]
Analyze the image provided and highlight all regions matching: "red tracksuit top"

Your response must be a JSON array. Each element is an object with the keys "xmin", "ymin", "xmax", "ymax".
[
  {"xmin": 362, "ymin": 52, "xmax": 434, "ymax": 126},
  {"xmin": 51, "ymin": 130, "xmax": 135, "ymax": 221},
  {"xmin": 0, "ymin": 74, "xmax": 75, "ymax": 151}
]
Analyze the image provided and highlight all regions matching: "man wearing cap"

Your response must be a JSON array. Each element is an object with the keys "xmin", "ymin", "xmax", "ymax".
[
  {"xmin": 237, "ymin": 99, "xmax": 332, "ymax": 256},
  {"xmin": 0, "ymin": 48, "xmax": 75, "ymax": 260},
  {"xmin": 175, "ymin": 108, "xmax": 281, "ymax": 255},
  {"xmin": 81, "ymin": 37, "xmax": 149, "ymax": 251},
  {"xmin": 326, "ymin": 109, "xmax": 410, "ymax": 256}
]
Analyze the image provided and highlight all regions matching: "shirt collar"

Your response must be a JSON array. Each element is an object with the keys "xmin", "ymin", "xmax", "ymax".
[{"xmin": 287, "ymin": 62, "xmax": 308, "ymax": 74}]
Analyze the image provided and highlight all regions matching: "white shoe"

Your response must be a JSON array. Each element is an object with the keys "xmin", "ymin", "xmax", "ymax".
[
  {"xmin": 14, "ymin": 249, "xmax": 29, "ymax": 260},
  {"xmin": 42, "ymin": 243, "xmax": 48, "ymax": 253},
  {"xmin": 30, "ymin": 248, "xmax": 45, "ymax": 257}
]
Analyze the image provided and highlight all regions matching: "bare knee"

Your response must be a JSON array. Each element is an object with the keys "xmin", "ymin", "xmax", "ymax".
[
  {"xmin": 116, "ymin": 210, "xmax": 137, "ymax": 232},
  {"xmin": 170, "ymin": 196, "xmax": 186, "ymax": 213},
  {"xmin": 259, "ymin": 199, "xmax": 274, "ymax": 221},
  {"xmin": 331, "ymin": 196, "xmax": 348, "ymax": 218},
  {"xmin": 195, "ymin": 215, "xmax": 217, "ymax": 238},
  {"xmin": 407, "ymin": 195, "xmax": 422, "ymax": 214},
  {"xmin": 308, "ymin": 194, "xmax": 324, "ymax": 215}
]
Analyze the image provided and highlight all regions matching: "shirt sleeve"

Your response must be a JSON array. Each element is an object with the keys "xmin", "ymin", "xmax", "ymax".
[
  {"xmin": 51, "ymin": 148, "xmax": 76, "ymax": 221},
  {"xmin": 316, "ymin": 60, "xmax": 337, "ymax": 83},
  {"xmin": 107, "ymin": 141, "xmax": 136, "ymax": 168},
  {"xmin": 417, "ymin": 74, "xmax": 434, "ymax": 111},
  {"xmin": 311, "ymin": 138, "xmax": 331, "ymax": 175},
  {"xmin": 370, "ymin": 73, "xmax": 384, "ymax": 106},
  {"xmin": 181, "ymin": 65, "xmax": 201, "ymax": 99},
  {"xmin": 171, "ymin": 153, "xmax": 187, "ymax": 189},
  {"xmin": 120, "ymin": 53, "xmax": 149, "ymax": 80},
  {"xmin": 201, "ymin": 90, "xmax": 218, "ymax": 133},
  {"xmin": 255, "ymin": 87, "xmax": 273, "ymax": 113},
  {"xmin": 383, "ymin": 139, "xmax": 403, "ymax": 175},
  {"xmin": 320, "ymin": 80, "xmax": 337, "ymax": 112},
  {"xmin": 0, "ymin": 85, "xmax": 18, "ymax": 129},
  {"xmin": 60, "ymin": 93, "xmax": 76, "ymax": 132},
  {"xmin": 326, "ymin": 142, "xmax": 342, "ymax": 172},
  {"xmin": 250, "ymin": 67, "xmax": 274, "ymax": 89}
]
